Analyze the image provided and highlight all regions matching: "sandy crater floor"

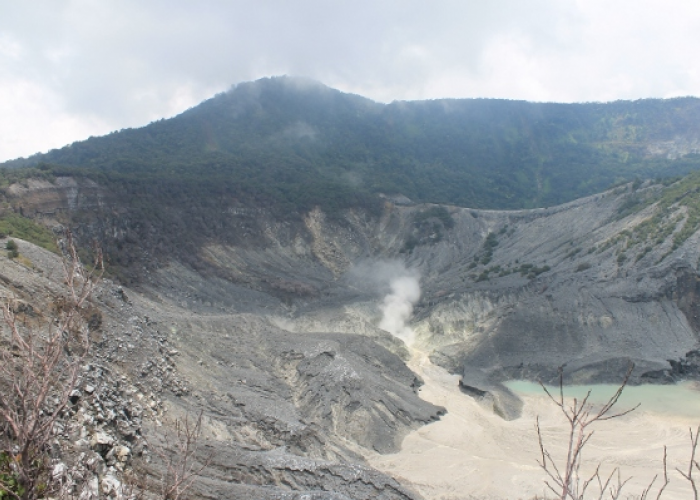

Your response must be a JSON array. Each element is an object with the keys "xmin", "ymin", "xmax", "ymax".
[{"xmin": 365, "ymin": 349, "xmax": 700, "ymax": 500}]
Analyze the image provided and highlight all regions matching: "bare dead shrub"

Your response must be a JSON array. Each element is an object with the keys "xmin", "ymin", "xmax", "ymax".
[
  {"xmin": 151, "ymin": 411, "xmax": 212, "ymax": 500},
  {"xmin": 537, "ymin": 365, "xmax": 641, "ymax": 500},
  {"xmin": 677, "ymin": 426, "xmax": 700, "ymax": 500},
  {"xmin": 0, "ymin": 232, "xmax": 102, "ymax": 500},
  {"xmin": 536, "ymin": 364, "xmax": 678, "ymax": 500}
]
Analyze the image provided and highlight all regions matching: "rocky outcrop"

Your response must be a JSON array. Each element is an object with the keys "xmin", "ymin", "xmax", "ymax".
[
  {"xmin": 196, "ymin": 454, "xmax": 423, "ymax": 500},
  {"xmin": 5, "ymin": 177, "xmax": 107, "ymax": 217},
  {"xmin": 647, "ymin": 136, "xmax": 700, "ymax": 160},
  {"xmin": 675, "ymin": 267, "xmax": 700, "ymax": 332},
  {"xmin": 140, "ymin": 183, "xmax": 700, "ymax": 420}
]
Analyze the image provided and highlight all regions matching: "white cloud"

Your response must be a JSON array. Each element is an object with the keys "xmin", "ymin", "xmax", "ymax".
[
  {"xmin": 0, "ymin": 77, "xmax": 112, "ymax": 159},
  {"xmin": 1, "ymin": 0, "xmax": 700, "ymax": 161}
]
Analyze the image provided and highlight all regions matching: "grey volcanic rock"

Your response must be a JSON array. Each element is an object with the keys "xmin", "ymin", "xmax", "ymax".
[
  {"xmin": 164, "ymin": 312, "xmax": 443, "ymax": 451},
  {"xmin": 4, "ymin": 177, "xmax": 105, "ymax": 216},
  {"xmin": 154, "ymin": 183, "xmax": 700, "ymax": 397},
  {"xmin": 290, "ymin": 334, "xmax": 443, "ymax": 452},
  {"xmin": 404, "ymin": 189, "xmax": 700, "ymax": 404},
  {"xmin": 458, "ymin": 377, "xmax": 523, "ymax": 421},
  {"xmin": 0, "ymin": 238, "xmax": 433, "ymax": 499},
  {"xmin": 5, "ymin": 176, "xmax": 700, "ymax": 495},
  {"xmin": 132, "ymin": 183, "xmax": 700, "ymax": 419},
  {"xmin": 195, "ymin": 451, "xmax": 422, "ymax": 500},
  {"xmin": 642, "ymin": 348, "xmax": 700, "ymax": 383}
]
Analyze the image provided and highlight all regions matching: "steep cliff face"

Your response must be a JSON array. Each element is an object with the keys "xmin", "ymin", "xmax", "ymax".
[
  {"xmin": 6, "ymin": 177, "xmax": 107, "ymax": 217},
  {"xmin": 3, "ymin": 178, "xmax": 700, "ymax": 406},
  {"xmin": 5, "ymin": 176, "xmax": 700, "ymax": 386},
  {"xmin": 406, "ymin": 197, "xmax": 700, "ymax": 383}
]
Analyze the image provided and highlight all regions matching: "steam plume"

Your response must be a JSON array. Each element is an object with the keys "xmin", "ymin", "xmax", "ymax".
[
  {"xmin": 379, "ymin": 274, "xmax": 421, "ymax": 346},
  {"xmin": 346, "ymin": 260, "xmax": 421, "ymax": 345}
]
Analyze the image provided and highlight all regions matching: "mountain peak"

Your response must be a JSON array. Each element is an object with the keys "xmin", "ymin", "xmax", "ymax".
[{"xmin": 4, "ymin": 82, "xmax": 700, "ymax": 215}]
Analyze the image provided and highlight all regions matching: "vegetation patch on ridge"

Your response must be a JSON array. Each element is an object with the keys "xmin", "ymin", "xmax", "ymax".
[
  {"xmin": 0, "ymin": 214, "xmax": 58, "ymax": 253},
  {"xmin": 604, "ymin": 170, "xmax": 700, "ymax": 263}
]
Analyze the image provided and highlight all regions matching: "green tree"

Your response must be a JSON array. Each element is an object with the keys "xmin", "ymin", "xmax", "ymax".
[{"xmin": 5, "ymin": 240, "xmax": 18, "ymax": 259}]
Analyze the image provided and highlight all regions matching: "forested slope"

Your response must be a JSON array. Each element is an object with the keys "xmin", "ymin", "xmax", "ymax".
[{"xmin": 5, "ymin": 76, "xmax": 700, "ymax": 214}]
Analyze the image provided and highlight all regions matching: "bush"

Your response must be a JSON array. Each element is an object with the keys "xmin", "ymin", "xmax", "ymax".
[
  {"xmin": 414, "ymin": 206, "xmax": 455, "ymax": 230},
  {"xmin": 5, "ymin": 240, "xmax": 18, "ymax": 259},
  {"xmin": 0, "ymin": 452, "xmax": 24, "ymax": 499}
]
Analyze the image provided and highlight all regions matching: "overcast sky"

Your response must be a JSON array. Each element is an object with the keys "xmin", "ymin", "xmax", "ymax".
[{"xmin": 2, "ymin": 0, "xmax": 700, "ymax": 162}]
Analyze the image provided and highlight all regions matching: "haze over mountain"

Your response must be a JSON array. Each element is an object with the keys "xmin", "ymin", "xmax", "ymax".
[{"xmin": 7, "ymin": 76, "xmax": 700, "ymax": 212}]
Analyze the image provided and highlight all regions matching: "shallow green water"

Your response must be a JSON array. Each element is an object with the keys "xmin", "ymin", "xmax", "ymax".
[{"xmin": 505, "ymin": 380, "xmax": 700, "ymax": 419}]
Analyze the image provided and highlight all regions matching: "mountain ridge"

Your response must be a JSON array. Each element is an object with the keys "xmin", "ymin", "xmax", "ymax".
[{"xmin": 5, "ymin": 76, "xmax": 700, "ymax": 213}]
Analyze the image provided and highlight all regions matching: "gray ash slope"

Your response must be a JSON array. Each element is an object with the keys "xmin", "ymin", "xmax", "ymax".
[
  {"xmin": 106, "ymin": 174, "xmax": 700, "ymax": 414},
  {"xmin": 139, "ymin": 182, "xmax": 700, "ymax": 387},
  {"xmin": 0, "ymin": 238, "xmax": 439, "ymax": 499},
  {"xmin": 4, "ymin": 174, "xmax": 700, "ymax": 497}
]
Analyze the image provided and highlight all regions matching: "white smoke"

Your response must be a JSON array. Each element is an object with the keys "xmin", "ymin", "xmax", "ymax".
[
  {"xmin": 379, "ymin": 274, "xmax": 421, "ymax": 345},
  {"xmin": 347, "ymin": 260, "xmax": 421, "ymax": 346}
]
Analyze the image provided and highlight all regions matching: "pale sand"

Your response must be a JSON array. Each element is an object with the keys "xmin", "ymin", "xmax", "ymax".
[{"xmin": 364, "ymin": 349, "xmax": 700, "ymax": 500}]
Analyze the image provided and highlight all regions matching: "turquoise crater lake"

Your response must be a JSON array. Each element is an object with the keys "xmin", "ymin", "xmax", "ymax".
[{"xmin": 505, "ymin": 380, "xmax": 700, "ymax": 419}]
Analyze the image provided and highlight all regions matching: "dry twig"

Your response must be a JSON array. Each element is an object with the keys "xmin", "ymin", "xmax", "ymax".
[
  {"xmin": 0, "ymin": 232, "xmax": 102, "ymax": 500},
  {"xmin": 677, "ymin": 426, "xmax": 700, "ymax": 500},
  {"xmin": 152, "ymin": 411, "xmax": 212, "ymax": 500},
  {"xmin": 639, "ymin": 446, "xmax": 669, "ymax": 500},
  {"xmin": 537, "ymin": 364, "xmax": 638, "ymax": 500}
]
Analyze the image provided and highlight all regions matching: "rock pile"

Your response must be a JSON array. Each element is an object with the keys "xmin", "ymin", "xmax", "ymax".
[{"xmin": 50, "ymin": 362, "xmax": 155, "ymax": 498}]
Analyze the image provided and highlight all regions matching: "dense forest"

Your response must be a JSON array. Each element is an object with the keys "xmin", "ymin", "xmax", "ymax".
[{"xmin": 4, "ymin": 76, "xmax": 700, "ymax": 214}]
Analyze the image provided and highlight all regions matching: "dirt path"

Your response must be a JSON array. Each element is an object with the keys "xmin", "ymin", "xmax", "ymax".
[{"xmin": 365, "ymin": 347, "xmax": 700, "ymax": 500}]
